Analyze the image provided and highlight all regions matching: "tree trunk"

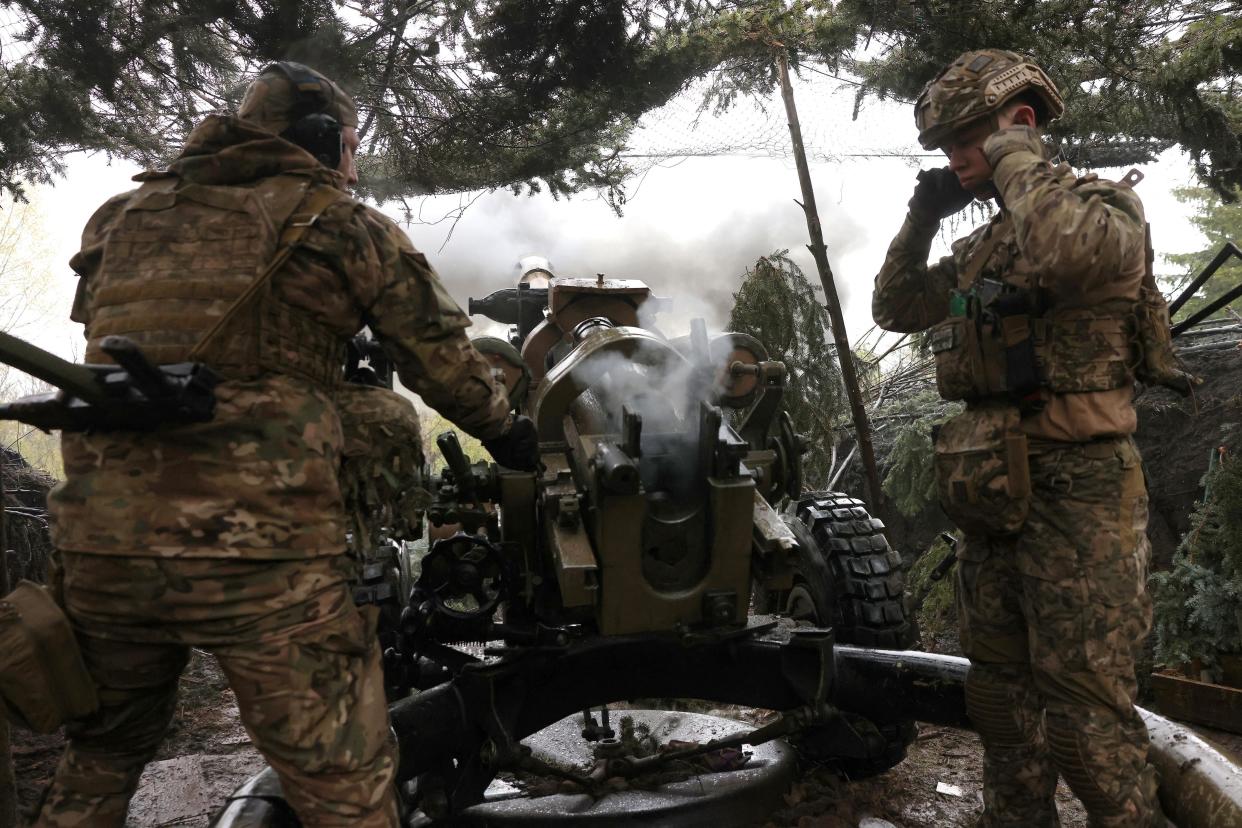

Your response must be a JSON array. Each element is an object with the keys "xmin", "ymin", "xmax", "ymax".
[
  {"xmin": 0, "ymin": 452, "xmax": 16, "ymax": 828},
  {"xmin": 776, "ymin": 53, "xmax": 885, "ymax": 510}
]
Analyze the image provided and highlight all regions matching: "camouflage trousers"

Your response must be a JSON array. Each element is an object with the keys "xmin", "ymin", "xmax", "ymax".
[
  {"xmin": 33, "ymin": 552, "xmax": 398, "ymax": 828},
  {"xmin": 955, "ymin": 436, "xmax": 1163, "ymax": 828}
]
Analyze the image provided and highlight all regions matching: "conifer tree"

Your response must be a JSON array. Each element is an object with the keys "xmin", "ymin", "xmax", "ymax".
[
  {"xmin": 0, "ymin": 1, "xmax": 1237, "ymax": 202},
  {"xmin": 1152, "ymin": 451, "xmax": 1242, "ymax": 678},
  {"xmin": 727, "ymin": 251, "xmax": 842, "ymax": 489},
  {"xmin": 1166, "ymin": 185, "xmax": 1242, "ymax": 322}
]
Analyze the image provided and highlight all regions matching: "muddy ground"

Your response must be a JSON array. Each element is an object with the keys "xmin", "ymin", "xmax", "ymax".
[
  {"xmin": 17, "ymin": 650, "xmax": 1242, "ymax": 827},
  {"xmin": 11, "ymin": 654, "xmax": 1081, "ymax": 828}
]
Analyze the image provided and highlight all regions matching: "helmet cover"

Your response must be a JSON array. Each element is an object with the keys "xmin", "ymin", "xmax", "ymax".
[
  {"xmin": 239, "ymin": 61, "xmax": 359, "ymax": 135},
  {"xmin": 915, "ymin": 49, "xmax": 1064, "ymax": 150}
]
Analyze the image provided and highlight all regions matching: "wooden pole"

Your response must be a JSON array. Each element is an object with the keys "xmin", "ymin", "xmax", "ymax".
[
  {"xmin": 0, "ymin": 450, "xmax": 16, "ymax": 828},
  {"xmin": 776, "ymin": 52, "xmax": 885, "ymax": 508}
]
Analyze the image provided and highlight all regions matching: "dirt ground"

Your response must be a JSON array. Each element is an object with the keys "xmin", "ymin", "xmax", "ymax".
[
  {"xmin": 11, "ymin": 651, "xmax": 265, "ymax": 828},
  {"xmin": 759, "ymin": 724, "xmax": 1088, "ymax": 828},
  {"xmin": 7, "ymin": 652, "xmax": 1090, "ymax": 828}
]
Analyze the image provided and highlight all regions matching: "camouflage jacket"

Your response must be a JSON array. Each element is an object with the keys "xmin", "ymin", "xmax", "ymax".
[
  {"xmin": 49, "ymin": 115, "xmax": 510, "ymax": 558},
  {"xmin": 336, "ymin": 383, "xmax": 427, "ymax": 555},
  {"xmin": 872, "ymin": 129, "xmax": 1147, "ymax": 442}
]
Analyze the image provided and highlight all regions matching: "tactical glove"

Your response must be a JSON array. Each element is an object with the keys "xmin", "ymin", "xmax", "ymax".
[
  {"xmin": 908, "ymin": 167, "xmax": 974, "ymax": 221},
  {"xmin": 483, "ymin": 414, "xmax": 539, "ymax": 471},
  {"xmin": 982, "ymin": 125, "xmax": 1045, "ymax": 168}
]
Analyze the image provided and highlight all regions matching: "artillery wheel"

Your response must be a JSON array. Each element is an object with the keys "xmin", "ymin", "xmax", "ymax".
[
  {"xmin": 775, "ymin": 491, "xmax": 913, "ymax": 648},
  {"xmin": 754, "ymin": 491, "xmax": 916, "ymax": 777}
]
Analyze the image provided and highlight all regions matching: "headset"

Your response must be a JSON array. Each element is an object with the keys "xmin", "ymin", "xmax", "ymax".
[{"xmin": 267, "ymin": 61, "xmax": 343, "ymax": 170}]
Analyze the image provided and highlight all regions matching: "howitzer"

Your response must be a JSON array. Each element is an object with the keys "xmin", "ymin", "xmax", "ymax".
[
  {"xmin": 213, "ymin": 273, "xmax": 920, "ymax": 825},
  {"xmin": 0, "ymin": 330, "xmax": 218, "ymax": 432},
  {"xmin": 397, "ymin": 276, "xmax": 918, "ymax": 809}
]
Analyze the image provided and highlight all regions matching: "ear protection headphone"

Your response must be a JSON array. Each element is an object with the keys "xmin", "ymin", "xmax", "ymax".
[{"xmin": 267, "ymin": 61, "xmax": 343, "ymax": 170}]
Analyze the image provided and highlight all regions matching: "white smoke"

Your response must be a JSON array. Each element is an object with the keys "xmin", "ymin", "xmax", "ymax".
[{"xmin": 392, "ymin": 155, "xmax": 871, "ymax": 343}]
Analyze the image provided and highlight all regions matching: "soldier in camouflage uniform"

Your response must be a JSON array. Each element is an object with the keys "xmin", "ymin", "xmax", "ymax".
[
  {"xmin": 36, "ymin": 62, "xmax": 536, "ymax": 827},
  {"xmin": 872, "ymin": 50, "xmax": 1165, "ymax": 827}
]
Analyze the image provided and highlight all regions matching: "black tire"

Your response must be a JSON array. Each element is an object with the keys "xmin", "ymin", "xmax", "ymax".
[
  {"xmin": 780, "ymin": 491, "xmax": 914, "ymax": 649},
  {"xmin": 755, "ymin": 491, "xmax": 917, "ymax": 777}
]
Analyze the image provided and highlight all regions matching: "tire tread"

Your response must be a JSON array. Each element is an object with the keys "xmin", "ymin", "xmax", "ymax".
[{"xmin": 794, "ymin": 491, "xmax": 914, "ymax": 651}]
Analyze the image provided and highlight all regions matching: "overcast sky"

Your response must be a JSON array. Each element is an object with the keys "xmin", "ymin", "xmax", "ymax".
[{"xmin": 9, "ymin": 70, "xmax": 1207, "ymax": 367}]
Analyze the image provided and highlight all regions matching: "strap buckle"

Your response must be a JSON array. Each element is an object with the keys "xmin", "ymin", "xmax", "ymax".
[{"xmin": 287, "ymin": 212, "xmax": 320, "ymax": 228}]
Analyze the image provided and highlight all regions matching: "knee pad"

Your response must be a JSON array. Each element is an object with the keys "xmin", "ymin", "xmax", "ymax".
[
  {"xmin": 965, "ymin": 665, "xmax": 1030, "ymax": 747},
  {"xmin": 1046, "ymin": 723, "xmax": 1112, "ymax": 814},
  {"xmin": 1045, "ymin": 710, "xmax": 1156, "ymax": 822}
]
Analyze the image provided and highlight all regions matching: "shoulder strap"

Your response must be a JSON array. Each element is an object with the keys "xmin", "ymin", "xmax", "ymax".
[
  {"xmin": 188, "ymin": 185, "xmax": 344, "ymax": 362},
  {"xmin": 960, "ymin": 215, "xmax": 1010, "ymax": 287},
  {"xmin": 1143, "ymin": 221, "xmax": 1157, "ymax": 290}
]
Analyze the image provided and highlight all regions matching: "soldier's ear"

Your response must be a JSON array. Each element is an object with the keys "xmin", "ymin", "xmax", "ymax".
[{"xmin": 1008, "ymin": 103, "xmax": 1038, "ymax": 129}]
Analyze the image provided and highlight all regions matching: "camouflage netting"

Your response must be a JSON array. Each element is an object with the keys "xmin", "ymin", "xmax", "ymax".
[{"xmin": 1, "ymin": 447, "xmax": 54, "ymax": 587}]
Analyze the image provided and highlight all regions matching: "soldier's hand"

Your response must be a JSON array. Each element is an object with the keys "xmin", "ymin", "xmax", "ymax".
[
  {"xmin": 982, "ymin": 125, "xmax": 1045, "ymax": 168},
  {"xmin": 483, "ymin": 414, "xmax": 539, "ymax": 472},
  {"xmin": 909, "ymin": 167, "xmax": 974, "ymax": 220}
]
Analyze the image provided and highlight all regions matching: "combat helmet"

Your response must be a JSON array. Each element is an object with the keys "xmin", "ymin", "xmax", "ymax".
[
  {"xmin": 915, "ymin": 49, "xmax": 1064, "ymax": 150},
  {"xmin": 239, "ymin": 61, "xmax": 358, "ymax": 135}
]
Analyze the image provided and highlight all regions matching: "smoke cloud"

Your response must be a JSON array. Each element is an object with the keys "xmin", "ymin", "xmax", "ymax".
[
  {"xmin": 554, "ymin": 340, "xmax": 714, "ymax": 502},
  {"xmin": 395, "ymin": 155, "xmax": 871, "ymax": 343}
]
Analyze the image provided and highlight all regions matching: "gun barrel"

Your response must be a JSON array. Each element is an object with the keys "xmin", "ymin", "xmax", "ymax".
[
  {"xmin": 0, "ymin": 329, "xmax": 105, "ymax": 403},
  {"xmin": 468, "ymin": 289, "xmax": 521, "ymax": 325}
]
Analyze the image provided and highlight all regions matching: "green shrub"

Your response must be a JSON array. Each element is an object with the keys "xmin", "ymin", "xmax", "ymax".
[
  {"xmin": 904, "ymin": 534, "xmax": 958, "ymax": 652},
  {"xmin": 880, "ymin": 391, "xmax": 961, "ymax": 518},
  {"xmin": 1152, "ymin": 451, "xmax": 1242, "ymax": 678}
]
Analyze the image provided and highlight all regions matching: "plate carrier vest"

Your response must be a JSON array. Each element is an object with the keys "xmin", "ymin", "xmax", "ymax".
[{"xmin": 84, "ymin": 175, "xmax": 345, "ymax": 388}]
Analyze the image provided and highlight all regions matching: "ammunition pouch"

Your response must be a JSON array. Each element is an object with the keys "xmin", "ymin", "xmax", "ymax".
[
  {"xmin": 994, "ymin": 294, "xmax": 1042, "ymax": 402},
  {"xmin": 1037, "ymin": 306, "xmax": 1135, "ymax": 393},
  {"xmin": 933, "ymin": 405, "xmax": 1031, "ymax": 536},
  {"xmin": 0, "ymin": 581, "xmax": 99, "ymax": 732},
  {"xmin": 930, "ymin": 315, "xmax": 1000, "ymax": 401},
  {"xmin": 931, "ymin": 286, "xmax": 1137, "ymax": 405},
  {"xmin": 929, "ymin": 287, "xmax": 1032, "ymax": 404}
]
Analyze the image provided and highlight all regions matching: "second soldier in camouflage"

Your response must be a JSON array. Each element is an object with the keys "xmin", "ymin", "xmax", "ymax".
[{"xmin": 873, "ymin": 49, "xmax": 1168, "ymax": 827}]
